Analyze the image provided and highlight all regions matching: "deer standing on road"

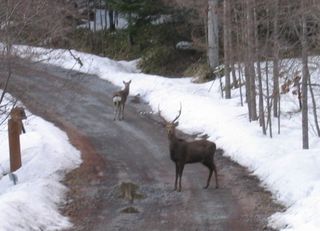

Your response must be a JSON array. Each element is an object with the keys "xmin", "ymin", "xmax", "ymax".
[
  {"xmin": 159, "ymin": 105, "xmax": 218, "ymax": 192},
  {"xmin": 113, "ymin": 80, "xmax": 131, "ymax": 121}
]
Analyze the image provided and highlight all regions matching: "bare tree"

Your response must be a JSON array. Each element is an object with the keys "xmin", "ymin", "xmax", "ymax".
[
  {"xmin": 307, "ymin": 1, "xmax": 320, "ymax": 137},
  {"xmin": 254, "ymin": 1, "xmax": 266, "ymax": 134},
  {"xmin": 0, "ymin": 0, "xmax": 75, "ymax": 105},
  {"xmin": 207, "ymin": 0, "xmax": 220, "ymax": 69},
  {"xmin": 300, "ymin": 0, "xmax": 309, "ymax": 149},
  {"xmin": 223, "ymin": 0, "xmax": 231, "ymax": 98},
  {"xmin": 308, "ymin": 73, "xmax": 320, "ymax": 137},
  {"xmin": 272, "ymin": 0, "xmax": 281, "ymax": 135},
  {"xmin": 265, "ymin": 60, "xmax": 273, "ymax": 138},
  {"xmin": 272, "ymin": 0, "xmax": 280, "ymax": 119},
  {"xmin": 244, "ymin": 0, "xmax": 257, "ymax": 121},
  {"xmin": 233, "ymin": 1, "xmax": 244, "ymax": 106}
]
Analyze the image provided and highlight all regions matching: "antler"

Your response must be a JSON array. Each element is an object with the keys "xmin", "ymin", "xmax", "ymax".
[
  {"xmin": 158, "ymin": 105, "xmax": 167, "ymax": 126},
  {"xmin": 171, "ymin": 102, "xmax": 182, "ymax": 124},
  {"xmin": 158, "ymin": 103, "xmax": 182, "ymax": 125}
]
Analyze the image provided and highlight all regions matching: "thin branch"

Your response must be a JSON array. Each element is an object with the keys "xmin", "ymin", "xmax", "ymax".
[
  {"xmin": 68, "ymin": 49, "xmax": 83, "ymax": 67},
  {"xmin": 0, "ymin": 100, "xmax": 17, "ymax": 126}
]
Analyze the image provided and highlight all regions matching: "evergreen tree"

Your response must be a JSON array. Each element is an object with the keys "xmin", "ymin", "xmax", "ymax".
[{"xmin": 108, "ymin": 0, "xmax": 167, "ymax": 46}]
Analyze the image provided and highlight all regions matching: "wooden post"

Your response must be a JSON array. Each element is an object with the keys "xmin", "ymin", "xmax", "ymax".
[
  {"xmin": 8, "ymin": 107, "xmax": 26, "ymax": 172},
  {"xmin": 8, "ymin": 118, "xmax": 22, "ymax": 171}
]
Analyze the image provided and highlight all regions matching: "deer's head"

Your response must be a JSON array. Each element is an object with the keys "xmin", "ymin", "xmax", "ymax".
[
  {"xmin": 159, "ymin": 104, "xmax": 182, "ymax": 138},
  {"xmin": 123, "ymin": 80, "xmax": 132, "ymax": 89}
]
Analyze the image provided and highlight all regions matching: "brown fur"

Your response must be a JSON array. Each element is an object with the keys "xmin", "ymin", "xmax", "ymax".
[
  {"xmin": 113, "ymin": 80, "xmax": 131, "ymax": 120},
  {"xmin": 160, "ymin": 106, "xmax": 218, "ymax": 192}
]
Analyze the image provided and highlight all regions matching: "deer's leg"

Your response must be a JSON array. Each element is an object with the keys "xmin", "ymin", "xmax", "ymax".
[
  {"xmin": 203, "ymin": 161, "xmax": 213, "ymax": 189},
  {"xmin": 117, "ymin": 105, "xmax": 120, "ymax": 120},
  {"xmin": 121, "ymin": 103, "xmax": 125, "ymax": 120},
  {"xmin": 118, "ymin": 103, "xmax": 122, "ymax": 120},
  {"xmin": 178, "ymin": 163, "xmax": 184, "ymax": 192},
  {"xmin": 118, "ymin": 104, "xmax": 121, "ymax": 120},
  {"xmin": 174, "ymin": 162, "xmax": 179, "ymax": 191},
  {"xmin": 205, "ymin": 168, "xmax": 213, "ymax": 189},
  {"xmin": 113, "ymin": 104, "xmax": 117, "ymax": 120},
  {"xmin": 213, "ymin": 162, "xmax": 218, "ymax": 189}
]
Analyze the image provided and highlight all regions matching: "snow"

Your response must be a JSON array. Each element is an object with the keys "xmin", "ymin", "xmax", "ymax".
[
  {"xmin": 78, "ymin": 9, "xmax": 128, "ymax": 31},
  {"xmin": 3, "ymin": 45, "xmax": 320, "ymax": 230},
  {"xmin": 0, "ymin": 94, "xmax": 81, "ymax": 230}
]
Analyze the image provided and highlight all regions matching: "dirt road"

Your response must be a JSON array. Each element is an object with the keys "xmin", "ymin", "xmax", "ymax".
[{"xmin": 4, "ymin": 60, "xmax": 283, "ymax": 231}]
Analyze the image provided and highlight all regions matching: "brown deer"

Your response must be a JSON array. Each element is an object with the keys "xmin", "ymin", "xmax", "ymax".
[
  {"xmin": 159, "ymin": 105, "xmax": 218, "ymax": 192},
  {"xmin": 112, "ymin": 80, "xmax": 131, "ymax": 120}
]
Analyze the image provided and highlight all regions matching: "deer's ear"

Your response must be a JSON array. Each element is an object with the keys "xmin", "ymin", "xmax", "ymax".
[
  {"xmin": 174, "ymin": 121, "xmax": 179, "ymax": 127},
  {"xmin": 128, "ymin": 80, "xmax": 132, "ymax": 84},
  {"xmin": 123, "ymin": 81, "xmax": 126, "ymax": 84}
]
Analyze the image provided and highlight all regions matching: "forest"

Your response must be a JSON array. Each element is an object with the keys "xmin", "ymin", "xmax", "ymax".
[
  {"xmin": 1, "ymin": 0, "xmax": 320, "ymax": 149},
  {"xmin": 1, "ymin": 1, "xmax": 320, "ymax": 230}
]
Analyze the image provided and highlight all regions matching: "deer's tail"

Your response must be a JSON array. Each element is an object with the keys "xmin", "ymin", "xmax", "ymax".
[{"xmin": 113, "ymin": 96, "xmax": 122, "ymax": 107}]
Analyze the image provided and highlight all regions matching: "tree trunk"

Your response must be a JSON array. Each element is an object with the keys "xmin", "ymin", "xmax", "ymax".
[
  {"xmin": 207, "ymin": 0, "xmax": 220, "ymax": 69},
  {"xmin": 254, "ymin": 4, "xmax": 266, "ymax": 134},
  {"xmin": 246, "ymin": 0, "xmax": 257, "ymax": 121},
  {"xmin": 223, "ymin": 0, "xmax": 231, "ymax": 99},
  {"xmin": 308, "ymin": 74, "xmax": 320, "ymax": 137},
  {"xmin": 238, "ymin": 64, "xmax": 244, "ymax": 107},
  {"xmin": 273, "ymin": 0, "xmax": 280, "ymax": 118},
  {"xmin": 127, "ymin": 12, "xmax": 134, "ymax": 47},
  {"xmin": 244, "ymin": 65, "xmax": 252, "ymax": 121},
  {"xmin": 234, "ymin": 6, "xmax": 243, "ymax": 106},
  {"xmin": 266, "ymin": 60, "xmax": 273, "ymax": 138},
  {"xmin": 109, "ymin": 10, "xmax": 115, "ymax": 31},
  {"xmin": 93, "ymin": 0, "xmax": 97, "ymax": 33},
  {"xmin": 257, "ymin": 60, "xmax": 266, "ymax": 134},
  {"xmin": 301, "ymin": 7, "xmax": 309, "ymax": 149}
]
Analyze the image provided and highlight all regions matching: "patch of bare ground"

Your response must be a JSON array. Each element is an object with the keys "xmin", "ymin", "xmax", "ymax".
[
  {"xmin": 215, "ymin": 149, "xmax": 284, "ymax": 231},
  {"xmin": 60, "ymin": 122, "xmax": 107, "ymax": 230}
]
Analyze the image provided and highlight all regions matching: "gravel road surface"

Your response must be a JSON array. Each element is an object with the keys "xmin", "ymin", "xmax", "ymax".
[{"xmin": 2, "ymin": 60, "xmax": 283, "ymax": 231}]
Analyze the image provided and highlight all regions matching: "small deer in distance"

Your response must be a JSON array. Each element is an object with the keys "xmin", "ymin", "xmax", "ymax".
[
  {"xmin": 159, "ymin": 104, "xmax": 218, "ymax": 192},
  {"xmin": 112, "ymin": 80, "xmax": 131, "ymax": 121}
]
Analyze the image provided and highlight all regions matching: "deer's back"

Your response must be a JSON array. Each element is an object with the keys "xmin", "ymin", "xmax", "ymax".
[
  {"xmin": 185, "ymin": 140, "xmax": 216, "ymax": 162},
  {"xmin": 169, "ymin": 139, "xmax": 216, "ymax": 163}
]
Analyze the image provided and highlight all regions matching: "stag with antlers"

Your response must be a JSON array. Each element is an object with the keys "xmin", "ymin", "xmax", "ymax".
[{"xmin": 159, "ymin": 104, "xmax": 218, "ymax": 192}]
